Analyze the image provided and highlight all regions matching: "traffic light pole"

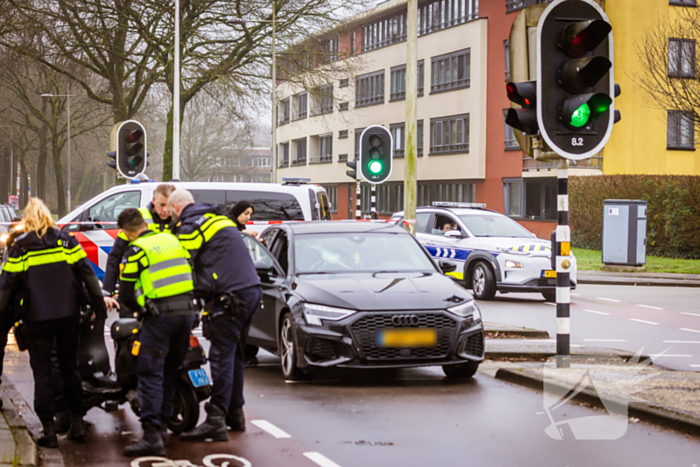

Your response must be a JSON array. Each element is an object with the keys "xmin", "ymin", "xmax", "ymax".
[
  {"xmin": 556, "ymin": 158, "xmax": 571, "ymax": 369},
  {"xmin": 355, "ymin": 178, "xmax": 361, "ymax": 220},
  {"xmin": 403, "ymin": 0, "xmax": 418, "ymax": 234},
  {"xmin": 370, "ymin": 184, "xmax": 377, "ymax": 219}
]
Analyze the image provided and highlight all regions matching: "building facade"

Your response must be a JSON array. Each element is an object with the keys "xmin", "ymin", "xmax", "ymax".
[{"xmin": 210, "ymin": 147, "xmax": 272, "ymax": 183}]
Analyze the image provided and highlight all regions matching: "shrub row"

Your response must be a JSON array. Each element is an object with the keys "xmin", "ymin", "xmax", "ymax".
[{"xmin": 569, "ymin": 175, "xmax": 700, "ymax": 259}]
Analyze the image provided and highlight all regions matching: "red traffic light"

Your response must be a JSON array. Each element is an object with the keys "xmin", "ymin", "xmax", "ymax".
[
  {"xmin": 125, "ymin": 129, "xmax": 143, "ymax": 143},
  {"xmin": 560, "ymin": 20, "xmax": 611, "ymax": 57},
  {"xmin": 506, "ymin": 82, "xmax": 536, "ymax": 108}
]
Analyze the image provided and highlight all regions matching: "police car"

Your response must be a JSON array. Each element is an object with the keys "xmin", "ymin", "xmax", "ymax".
[
  {"xmin": 391, "ymin": 202, "xmax": 577, "ymax": 301},
  {"xmin": 58, "ymin": 179, "xmax": 332, "ymax": 281}
]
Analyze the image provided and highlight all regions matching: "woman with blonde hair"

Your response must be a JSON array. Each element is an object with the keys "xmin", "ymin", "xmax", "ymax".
[{"xmin": 0, "ymin": 198, "xmax": 106, "ymax": 447}]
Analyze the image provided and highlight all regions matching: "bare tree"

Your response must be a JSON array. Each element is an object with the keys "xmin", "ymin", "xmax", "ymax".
[{"xmin": 636, "ymin": 8, "xmax": 700, "ymax": 143}]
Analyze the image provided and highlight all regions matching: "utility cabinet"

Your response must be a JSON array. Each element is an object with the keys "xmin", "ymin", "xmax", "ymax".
[{"xmin": 602, "ymin": 200, "xmax": 647, "ymax": 266}]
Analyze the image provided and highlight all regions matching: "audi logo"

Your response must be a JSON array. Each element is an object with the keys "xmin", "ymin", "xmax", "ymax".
[{"xmin": 392, "ymin": 314, "xmax": 420, "ymax": 326}]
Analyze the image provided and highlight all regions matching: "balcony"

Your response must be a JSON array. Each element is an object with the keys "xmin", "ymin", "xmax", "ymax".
[
  {"xmin": 310, "ymin": 155, "xmax": 333, "ymax": 164},
  {"xmin": 523, "ymin": 156, "xmax": 602, "ymax": 172}
]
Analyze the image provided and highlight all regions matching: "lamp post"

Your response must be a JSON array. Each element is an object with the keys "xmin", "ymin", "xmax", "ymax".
[
  {"xmin": 41, "ymin": 93, "xmax": 74, "ymax": 211},
  {"xmin": 233, "ymin": 12, "xmax": 277, "ymax": 183}
]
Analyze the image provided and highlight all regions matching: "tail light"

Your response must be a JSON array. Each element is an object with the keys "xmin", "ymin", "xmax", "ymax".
[{"xmin": 190, "ymin": 334, "xmax": 200, "ymax": 349}]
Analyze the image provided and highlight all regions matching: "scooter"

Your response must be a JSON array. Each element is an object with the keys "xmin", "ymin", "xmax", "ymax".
[{"xmin": 77, "ymin": 307, "xmax": 211, "ymax": 433}]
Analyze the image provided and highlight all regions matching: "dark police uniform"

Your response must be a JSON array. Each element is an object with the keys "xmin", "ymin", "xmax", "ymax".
[
  {"xmin": 0, "ymin": 228, "xmax": 106, "ymax": 437},
  {"xmin": 102, "ymin": 204, "xmax": 171, "ymax": 298},
  {"xmin": 119, "ymin": 230, "xmax": 195, "ymax": 444},
  {"xmin": 173, "ymin": 204, "xmax": 261, "ymax": 436}
]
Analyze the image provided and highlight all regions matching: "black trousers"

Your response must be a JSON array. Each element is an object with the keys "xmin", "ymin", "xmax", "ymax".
[
  {"xmin": 26, "ymin": 316, "xmax": 84, "ymax": 422},
  {"xmin": 0, "ymin": 309, "xmax": 15, "ymax": 382}
]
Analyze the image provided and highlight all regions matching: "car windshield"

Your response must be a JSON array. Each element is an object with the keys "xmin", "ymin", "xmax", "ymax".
[
  {"xmin": 295, "ymin": 233, "xmax": 436, "ymax": 274},
  {"xmin": 459, "ymin": 214, "xmax": 533, "ymax": 238}
]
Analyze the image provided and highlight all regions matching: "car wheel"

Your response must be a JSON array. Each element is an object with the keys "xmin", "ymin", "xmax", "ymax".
[
  {"xmin": 279, "ymin": 313, "xmax": 305, "ymax": 380},
  {"xmin": 471, "ymin": 262, "xmax": 496, "ymax": 300},
  {"xmin": 542, "ymin": 290, "xmax": 556, "ymax": 302},
  {"xmin": 442, "ymin": 361, "xmax": 479, "ymax": 379}
]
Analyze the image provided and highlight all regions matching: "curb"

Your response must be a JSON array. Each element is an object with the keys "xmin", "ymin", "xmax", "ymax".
[
  {"xmin": 484, "ymin": 325, "xmax": 550, "ymax": 340},
  {"xmin": 578, "ymin": 278, "xmax": 700, "ymax": 288},
  {"xmin": 495, "ymin": 367, "xmax": 700, "ymax": 438},
  {"xmin": 0, "ymin": 397, "xmax": 36, "ymax": 466},
  {"xmin": 485, "ymin": 350, "xmax": 646, "ymax": 362}
]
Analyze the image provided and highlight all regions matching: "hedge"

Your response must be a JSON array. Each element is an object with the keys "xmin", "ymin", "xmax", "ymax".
[{"xmin": 569, "ymin": 175, "xmax": 700, "ymax": 259}]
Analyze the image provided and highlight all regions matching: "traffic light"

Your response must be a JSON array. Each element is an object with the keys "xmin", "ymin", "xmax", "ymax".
[
  {"xmin": 346, "ymin": 160, "xmax": 357, "ymax": 180},
  {"xmin": 506, "ymin": 81, "xmax": 538, "ymax": 135},
  {"xmin": 538, "ymin": 0, "xmax": 617, "ymax": 160},
  {"xmin": 108, "ymin": 120, "xmax": 147, "ymax": 179},
  {"xmin": 359, "ymin": 125, "xmax": 392, "ymax": 184}
]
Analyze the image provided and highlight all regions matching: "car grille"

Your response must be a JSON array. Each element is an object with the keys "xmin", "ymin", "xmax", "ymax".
[
  {"xmin": 308, "ymin": 337, "xmax": 337, "ymax": 362},
  {"xmin": 349, "ymin": 313, "xmax": 458, "ymax": 361},
  {"xmin": 462, "ymin": 332, "xmax": 484, "ymax": 357}
]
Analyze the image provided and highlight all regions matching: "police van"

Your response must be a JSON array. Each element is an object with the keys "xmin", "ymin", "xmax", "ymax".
[
  {"xmin": 58, "ymin": 179, "xmax": 331, "ymax": 279},
  {"xmin": 391, "ymin": 202, "xmax": 577, "ymax": 301}
]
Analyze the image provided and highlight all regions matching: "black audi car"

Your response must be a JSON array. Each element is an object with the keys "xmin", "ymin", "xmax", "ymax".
[{"xmin": 242, "ymin": 221, "xmax": 485, "ymax": 380}]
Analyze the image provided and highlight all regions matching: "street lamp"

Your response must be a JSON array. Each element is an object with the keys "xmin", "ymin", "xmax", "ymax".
[
  {"xmin": 232, "ymin": 13, "xmax": 277, "ymax": 183},
  {"xmin": 41, "ymin": 93, "xmax": 74, "ymax": 212}
]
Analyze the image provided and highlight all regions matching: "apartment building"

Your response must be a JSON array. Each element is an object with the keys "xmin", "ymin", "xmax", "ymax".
[{"xmin": 209, "ymin": 147, "xmax": 272, "ymax": 183}]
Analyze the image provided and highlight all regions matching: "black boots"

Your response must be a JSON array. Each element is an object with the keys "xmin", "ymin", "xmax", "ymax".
[
  {"xmin": 54, "ymin": 411, "xmax": 71, "ymax": 435},
  {"xmin": 38, "ymin": 420, "xmax": 58, "ymax": 448},
  {"xmin": 67, "ymin": 413, "xmax": 86, "ymax": 440},
  {"xmin": 180, "ymin": 403, "xmax": 228, "ymax": 442},
  {"xmin": 226, "ymin": 406, "xmax": 246, "ymax": 431},
  {"xmin": 160, "ymin": 425, "xmax": 168, "ymax": 446},
  {"xmin": 123, "ymin": 422, "xmax": 165, "ymax": 457}
]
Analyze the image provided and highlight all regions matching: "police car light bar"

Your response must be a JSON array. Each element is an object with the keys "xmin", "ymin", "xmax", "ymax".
[
  {"xmin": 282, "ymin": 178, "xmax": 311, "ymax": 185},
  {"xmin": 432, "ymin": 202, "xmax": 487, "ymax": 209}
]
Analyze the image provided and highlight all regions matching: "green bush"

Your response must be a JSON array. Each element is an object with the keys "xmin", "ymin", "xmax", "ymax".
[{"xmin": 569, "ymin": 175, "xmax": 700, "ymax": 259}]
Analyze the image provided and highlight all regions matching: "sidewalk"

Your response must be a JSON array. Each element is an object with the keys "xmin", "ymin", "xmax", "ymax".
[
  {"xmin": 0, "ymin": 381, "xmax": 37, "ymax": 466},
  {"xmin": 578, "ymin": 270, "xmax": 700, "ymax": 287}
]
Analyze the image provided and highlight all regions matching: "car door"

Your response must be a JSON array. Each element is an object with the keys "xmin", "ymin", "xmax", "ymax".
[
  {"xmin": 421, "ymin": 212, "xmax": 469, "ymax": 280},
  {"xmin": 241, "ymin": 234, "xmax": 286, "ymax": 351}
]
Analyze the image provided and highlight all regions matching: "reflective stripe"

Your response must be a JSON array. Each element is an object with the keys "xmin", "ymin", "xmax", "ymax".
[
  {"xmin": 3, "ymin": 245, "xmax": 87, "ymax": 273},
  {"xmin": 148, "ymin": 257, "xmax": 188, "ymax": 274},
  {"xmin": 151, "ymin": 273, "xmax": 193, "ymax": 290}
]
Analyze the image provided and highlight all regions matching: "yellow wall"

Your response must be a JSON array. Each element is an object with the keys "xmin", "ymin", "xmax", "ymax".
[{"xmin": 604, "ymin": 0, "xmax": 700, "ymax": 175}]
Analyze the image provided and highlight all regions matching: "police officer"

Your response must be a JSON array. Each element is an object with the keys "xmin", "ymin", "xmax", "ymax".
[
  {"xmin": 0, "ymin": 198, "xmax": 107, "ymax": 447},
  {"xmin": 167, "ymin": 189, "xmax": 261, "ymax": 441},
  {"xmin": 103, "ymin": 184, "xmax": 176, "ymax": 313},
  {"xmin": 117, "ymin": 208, "xmax": 196, "ymax": 457}
]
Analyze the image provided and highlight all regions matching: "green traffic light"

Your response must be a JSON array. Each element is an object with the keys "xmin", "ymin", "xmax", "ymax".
[
  {"xmin": 570, "ymin": 103, "xmax": 591, "ymax": 128},
  {"xmin": 368, "ymin": 160, "xmax": 383, "ymax": 174}
]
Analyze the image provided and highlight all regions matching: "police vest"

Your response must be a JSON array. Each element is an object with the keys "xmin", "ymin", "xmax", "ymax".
[
  {"xmin": 117, "ymin": 207, "xmax": 170, "ymax": 242},
  {"xmin": 128, "ymin": 232, "xmax": 194, "ymax": 307}
]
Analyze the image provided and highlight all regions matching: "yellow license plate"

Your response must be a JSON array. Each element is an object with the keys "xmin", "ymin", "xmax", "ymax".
[
  {"xmin": 542, "ymin": 270, "xmax": 557, "ymax": 278},
  {"xmin": 376, "ymin": 328, "xmax": 438, "ymax": 348}
]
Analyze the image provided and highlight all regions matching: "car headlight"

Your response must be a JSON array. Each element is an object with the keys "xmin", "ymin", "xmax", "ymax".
[
  {"xmin": 303, "ymin": 303, "xmax": 357, "ymax": 326},
  {"xmin": 497, "ymin": 247, "xmax": 529, "ymax": 256},
  {"xmin": 0, "ymin": 234, "xmax": 8, "ymax": 244},
  {"xmin": 447, "ymin": 301, "xmax": 481, "ymax": 322},
  {"xmin": 504, "ymin": 259, "xmax": 523, "ymax": 269}
]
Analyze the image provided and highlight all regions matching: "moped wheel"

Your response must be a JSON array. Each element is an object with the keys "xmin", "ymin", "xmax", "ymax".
[{"xmin": 168, "ymin": 381, "xmax": 199, "ymax": 433}]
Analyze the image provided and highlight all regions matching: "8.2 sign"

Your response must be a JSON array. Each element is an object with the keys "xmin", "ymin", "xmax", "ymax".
[{"xmin": 571, "ymin": 137, "xmax": 584, "ymax": 147}]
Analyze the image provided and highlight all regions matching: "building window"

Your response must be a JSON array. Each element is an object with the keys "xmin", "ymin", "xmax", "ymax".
[
  {"xmin": 294, "ymin": 138, "xmax": 307, "ymax": 165},
  {"xmin": 430, "ymin": 114, "xmax": 469, "ymax": 155},
  {"xmin": 670, "ymin": 0, "xmax": 697, "ymax": 5},
  {"xmin": 311, "ymin": 84, "xmax": 333, "ymax": 116},
  {"xmin": 417, "ymin": 181, "xmax": 475, "ymax": 207},
  {"xmin": 293, "ymin": 92, "xmax": 307, "ymax": 120},
  {"xmin": 354, "ymin": 128, "xmax": 365, "ymax": 160},
  {"xmin": 356, "ymin": 70, "xmax": 385, "ymax": 107},
  {"xmin": 339, "ymin": 130, "xmax": 348, "ymax": 139},
  {"xmin": 339, "ymin": 78, "xmax": 349, "ymax": 87},
  {"xmin": 524, "ymin": 178, "xmax": 557, "ymax": 221},
  {"xmin": 667, "ymin": 110, "xmax": 695, "ymax": 149},
  {"xmin": 506, "ymin": 0, "xmax": 526, "ymax": 13},
  {"xmin": 431, "ymin": 49, "xmax": 470, "ymax": 93},
  {"xmin": 418, "ymin": 0, "xmax": 479, "ymax": 36},
  {"xmin": 376, "ymin": 183, "xmax": 404, "ymax": 214},
  {"xmin": 322, "ymin": 185, "xmax": 338, "ymax": 213},
  {"xmin": 669, "ymin": 38, "xmax": 696, "ymax": 78},
  {"xmin": 390, "ymin": 61, "xmax": 425, "ymax": 101},
  {"xmin": 503, "ymin": 109, "xmax": 519, "ymax": 150},
  {"xmin": 280, "ymin": 142, "xmax": 290, "ymax": 167},
  {"xmin": 339, "ymin": 101, "xmax": 349, "ymax": 111},
  {"xmin": 362, "ymin": 10, "xmax": 407, "ymax": 52},
  {"xmin": 503, "ymin": 179, "xmax": 523, "ymax": 217},
  {"xmin": 319, "ymin": 134, "xmax": 333, "ymax": 162},
  {"xmin": 390, "ymin": 123, "xmax": 405, "ymax": 158},
  {"xmin": 253, "ymin": 157, "xmax": 271, "ymax": 167},
  {"xmin": 351, "ymin": 31, "xmax": 356, "ymax": 55},
  {"xmin": 278, "ymin": 98, "xmax": 290, "ymax": 125},
  {"xmin": 339, "ymin": 154, "xmax": 349, "ymax": 162},
  {"xmin": 504, "ymin": 40, "xmax": 511, "ymax": 81},
  {"xmin": 326, "ymin": 36, "xmax": 339, "ymax": 62}
]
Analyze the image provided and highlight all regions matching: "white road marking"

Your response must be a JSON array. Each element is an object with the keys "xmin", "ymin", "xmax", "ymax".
[
  {"xmin": 251, "ymin": 420, "xmax": 291, "ymax": 439},
  {"xmin": 681, "ymin": 312, "xmax": 700, "ymax": 318},
  {"xmin": 690, "ymin": 365, "xmax": 700, "ymax": 368},
  {"xmin": 629, "ymin": 319, "xmax": 659, "ymax": 325},
  {"xmin": 637, "ymin": 304, "xmax": 663, "ymax": 310},
  {"xmin": 649, "ymin": 354, "xmax": 693, "ymax": 358},
  {"xmin": 285, "ymin": 379, "xmax": 340, "ymax": 384},
  {"xmin": 584, "ymin": 339, "xmax": 626, "ymax": 342},
  {"xmin": 597, "ymin": 297, "xmax": 621, "ymax": 303},
  {"xmin": 544, "ymin": 302, "xmax": 556, "ymax": 306},
  {"xmin": 583, "ymin": 309, "xmax": 609, "ymax": 315},
  {"xmin": 681, "ymin": 328, "xmax": 700, "ymax": 334},
  {"xmin": 663, "ymin": 341, "xmax": 700, "ymax": 344},
  {"xmin": 304, "ymin": 452, "xmax": 343, "ymax": 467},
  {"xmin": 571, "ymin": 293, "xmax": 581, "ymax": 297}
]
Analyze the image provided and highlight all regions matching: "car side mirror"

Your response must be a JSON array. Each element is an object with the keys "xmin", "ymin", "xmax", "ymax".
[
  {"xmin": 254, "ymin": 260, "xmax": 279, "ymax": 281},
  {"xmin": 444, "ymin": 230, "xmax": 465, "ymax": 239},
  {"xmin": 439, "ymin": 261, "xmax": 457, "ymax": 274},
  {"xmin": 80, "ymin": 223, "xmax": 95, "ymax": 232}
]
